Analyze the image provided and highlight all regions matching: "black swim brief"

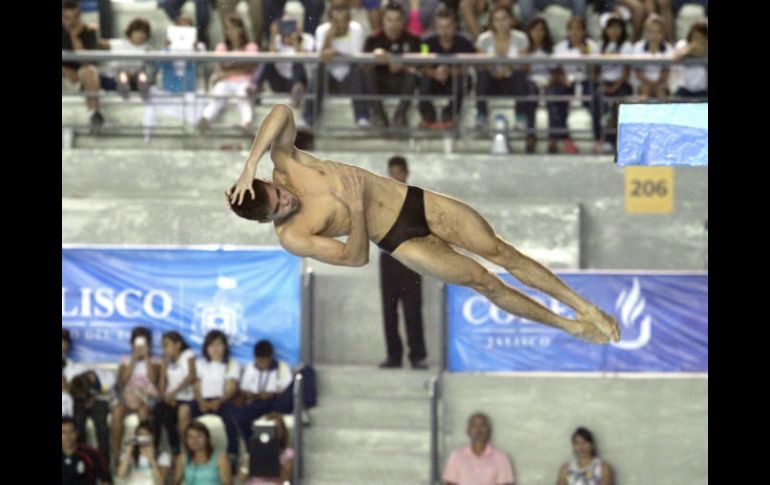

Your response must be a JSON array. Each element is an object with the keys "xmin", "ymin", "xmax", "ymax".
[{"xmin": 376, "ymin": 185, "xmax": 432, "ymax": 253}]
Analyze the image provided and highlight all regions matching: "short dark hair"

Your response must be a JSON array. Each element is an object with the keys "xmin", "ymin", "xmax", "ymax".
[
  {"xmin": 572, "ymin": 427, "xmax": 598, "ymax": 457},
  {"xmin": 203, "ymin": 330, "xmax": 230, "ymax": 362},
  {"xmin": 388, "ymin": 156, "xmax": 408, "ymax": 171},
  {"xmin": 383, "ymin": 2, "xmax": 405, "ymax": 16},
  {"xmin": 687, "ymin": 20, "xmax": 707, "ymax": 42},
  {"xmin": 131, "ymin": 326, "xmax": 152, "ymax": 348},
  {"xmin": 125, "ymin": 17, "xmax": 151, "ymax": 40},
  {"xmin": 254, "ymin": 339, "xmax": 274, "ymax": 358},
  {"xmin": 62, "ymin": 0, "xmax": 80, "ymax": 10},
  {"xmin": 228, "ymin": 180, "xmax": 272, "ymax": 222},
  {"xmin": 62, "ymin": 328, "xmax": 72, "ymax": 348},
  {"xmin": 162, "ymin": 331, "xmax": 190, "ymax": 352},
  {"xmin": 434, "ymin": 6, "xmax": 456, "ymax": 23}
]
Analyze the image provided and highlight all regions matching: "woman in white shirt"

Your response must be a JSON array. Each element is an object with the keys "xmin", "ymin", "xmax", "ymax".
[
  {"xmin": 474, "ymin": 7, "xmax": 531, "ymax": 132},
  {"xmin": 594, "ymin": 14, "xmax": 634, "ymax": 152},
  {"xmin": 633, "ymin": 15, "xmax": 672, "ymax": 100},
  {"xmin": 673, "ymin": 21, "xmax": 707, "ymax": 98},
  {"xmin": 109, "ymin": 18, "xmax": 153, "ymax": 100},
  {"xmin": 153, "ymin": 331, "xmax": 197, "ymax": 456},
  {"xmin": 523, "ymin": 16, "xmax": 555, "ymax": 153},
  {"xmin": 117, "ymin": 420, "xmax": 172, "ymax": 485},
  {"xmin": 192, "ymin": 330, "xmax": 242, "ymax": 462}
]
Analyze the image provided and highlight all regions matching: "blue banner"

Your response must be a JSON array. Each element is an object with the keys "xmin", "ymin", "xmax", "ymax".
[
  {"xmin": 617, "ymin": 103, "xmax": 708, "ymax": 167},
  {"xmin": 62, "ymin": 247, "xmax": 302, "ymax": 365},
  {"xmin": 447, "ymin": 272, "xmax": 707, "ymax": 372}
]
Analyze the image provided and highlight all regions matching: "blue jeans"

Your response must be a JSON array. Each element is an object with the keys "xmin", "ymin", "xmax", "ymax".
[
  {"xmin": 476, "ymin": 69, "xmax": 537, "ymax": 135},
  {"xmin": 418, "ymin": 74, "xmax": 469, "ymax": 124}
]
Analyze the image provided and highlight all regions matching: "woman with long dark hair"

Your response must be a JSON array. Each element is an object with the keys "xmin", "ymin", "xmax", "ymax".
[
  {"xmin": 556, "ymin": 427, "xmax": 614, "ymax": 485},
  {"xmin": 173, "ymin": 421, "xmax": 232, "ymax": 485}
]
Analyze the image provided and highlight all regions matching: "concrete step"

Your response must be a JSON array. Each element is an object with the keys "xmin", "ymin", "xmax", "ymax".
[
  {"xmin": 304, "ymin": 426, "xmax": 431, "ymax": 454},
  {"xmin": 310, "ymin": 396, "xmax": 431, "ymax": 430},
  {"xmin": 303, "ymin": 449, "xmax": 430, "ymax": 484},
  {"xmin": 316, "ymin": 365, "xmax": 434, "ymax": 399}
]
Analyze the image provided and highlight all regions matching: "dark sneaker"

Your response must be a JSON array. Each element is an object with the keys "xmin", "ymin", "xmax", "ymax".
[
  {"xmin": 410, "ymin": 359, "xmax": 429, "ymax": 370},
  {"xmin": 378, "ymin": 360, "xmax": 402, "ymax": 369},
  {"xmin": 89, "ymin": 111, "xmax": 104, "ymax": 135}
]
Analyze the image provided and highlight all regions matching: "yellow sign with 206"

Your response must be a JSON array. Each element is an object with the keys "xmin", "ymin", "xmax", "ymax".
[{"xmin": 624, "ymin": 167, "xmax": 674, "ymax": 214}]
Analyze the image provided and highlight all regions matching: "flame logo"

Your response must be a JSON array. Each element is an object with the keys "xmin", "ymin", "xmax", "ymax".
[{"xmin": 611, "ymin": 278, "xmax": 652, "ymax": 350}]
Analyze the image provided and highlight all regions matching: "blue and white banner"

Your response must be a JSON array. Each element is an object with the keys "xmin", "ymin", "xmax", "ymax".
[
  {"xmin": 447, "ymin": 272, "xmax": 707, "ymax": 372},
  {"xmin": 617, "ymin": 103, "xmax": 708, "ymax": 167},
  {"xmin": 62, "ymin": 247, "xmax": 302, "ymax": 365}
]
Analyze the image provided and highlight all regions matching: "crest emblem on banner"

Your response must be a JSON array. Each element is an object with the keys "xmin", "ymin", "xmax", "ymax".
[
  {"xmin": 611, "ymin": 277, "xmax": 652, "ymax": 349},
  {"xmin": 191, "ymin": 276, "xmax": 248, "ymax": 345}
]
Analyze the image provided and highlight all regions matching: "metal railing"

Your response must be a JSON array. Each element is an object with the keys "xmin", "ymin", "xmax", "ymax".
[{"xmin": 62, "ymin": 50, "xmax": 707, "ymax": 143}]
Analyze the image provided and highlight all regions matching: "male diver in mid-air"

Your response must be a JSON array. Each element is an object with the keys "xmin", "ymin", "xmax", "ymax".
[{"xmin": 227, "ymin": 104, "xmax": 620, "ymax": 344}]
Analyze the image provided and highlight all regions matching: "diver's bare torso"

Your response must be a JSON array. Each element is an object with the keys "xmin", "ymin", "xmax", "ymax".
[{"xmin": 271, "ymin": 147, "xmax": 410, "ymax": 244}]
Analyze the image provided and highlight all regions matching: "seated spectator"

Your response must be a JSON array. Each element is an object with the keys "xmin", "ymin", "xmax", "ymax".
[
  {"xmin": 153, "ymin": 331, "xmax": 197, "ymax": 457},
  {"xmin": 364, "ymin": 2, "xmax": 421, "ymax": 128},
  {"xmin": 69, "ymin": 369, "xmax": 114, "ymax": 466},
  {"xmin": 442, "ymin": 412, "xmax": 515, "ymax": 485},
  {"xmin": 519, "ymin": 0, "xmax": 587, "ymax": 27},
  {"xmin": 116, "ymin": 420, "xmax": 172, "ymax": 485},
  {"xmin": 216, "ymin": 0, "xmax": 264, "ymax": 47},
  {"xmin": 556, "ymin": 427, "xmax": 614, "ymax": 485},
  {"xmin": 522, "ymin": 16, "xmax": 556, "ymax": 152},
  {"xmin": 239, "ymin": 412, "xmax": 294, "ymax": 484},
  {"xmin": 173, "ymin": 421, "xmax": 233, "ymax": 485},
  {"xmin": 112, "ymin": 327, "xmax": 161, "ymax": 462},
  {"xmin": 401, "ymin": 0, "xmax": 441, "ymax": 36},
  {"xmin": 474, "ymin": 6, "xmax": 534, "ymax": 138},
  {"xmin": 190, "ymin": 330, "xmax": 242, "ymax": 466},
  {"xmin": 198, "ymin": 14, "xmax": 260, "ymax": 133},
  {"xmin": 249, "ymin": 16, "xmax": 314, "ymax": 108},
  {"xmin": 228, "ymin": 340, "xmax": 294, "ymax": 448},
  {"xmin": 546, "ymin": 16, "xmax": 598, "ymax": 153},
  {"xmin": 61, "ymin": 0, "xmax": 105, "ymax": 134},
  {"xmin": 262, "ymin": 0, "xmax": 325, "ymax": 38},
  {"xmin": 105, "ymin": 18, "xmax": 153, "ymax": 101},
  {"xmin": 62, "ymin": 416, "xmax": 113, "ymax": 485},
  {"xmin": 159, "ymin": 0, "xmax": 211, "ymax": 47},
  {"xmin": 594, "ymin": 14, "xmax": 633, "ymax": 153},
  {"xmin": 303, "ymin": 2, "xmax": 370, "ymax": 127},
  {"xmin": 459, "ymin": 0, "xmax": 514, "ymax": 41},
  {"xmin": 673, "ymin": 20, "xmax": 706, "ymax": 98},
  {"xmin": 158, "ymin": 16, "xmax": 205, "ymax": 95},
  {"xmin": 418, "ymin": 7, "xmax": 476, "ymax": 129},
  {"xmin": 633, "ymin": 14, "xmax": 672, "ymax": 100},
  {"xmin": 588, "ymin": 0, "xmax": 646, "ymax": 42}
]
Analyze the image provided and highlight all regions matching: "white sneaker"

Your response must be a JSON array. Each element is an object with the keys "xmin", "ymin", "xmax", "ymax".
[
  {"xmin": 602, "ymin": 142, "xmax": 615, "ymax": 153},
  {"xmin": 356, "ymin": 118, "xmax": 371, "ymax": 128}
]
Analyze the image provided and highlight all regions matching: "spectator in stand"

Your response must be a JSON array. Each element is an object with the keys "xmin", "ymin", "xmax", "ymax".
[
  {"xmin": 458, "ymin": 0, "xmax": 515, "ymax": 41},
  {"xmin": 364, "ymin": 2, "xmax": 422, "ymax": 128},
  {"xmin": 69, "ymin": 367, "xmax": 114, "ymax": 466},
  {"xmin": 62, "ymin": 0, "xmax": 105, "ymax": 134},
  {"xmin": 519, "ymin": 0, "xmax": 587, "ymax": 26},
  {"xmin": 633, "ymin": 14, "xmax": 672, "ymax": 100},
  {"xmin": 116, "ymin": 420, "xmax": 172, "ymax": 485},
  {"xmin": 153, "ymin": 331, "xmax": 197, "ymax": 457},
  {"xmin": 262, "ymin": 0, "xmax": 325, "ymax": 38},
  {"xmin": 546, "ymin": 16, "xmax": 598, "ymax": 154},
  {"xmin": 556, "ymin": 427, "xmax": 615, "ymax": 485},
  {"xmin": 418, "ymin": 7, "xmax": 476, "ymax": 129},
  {"xmin": 521, "ymin": 16, "xmax": 555, "ymax": 153},
  {"xmin": 190, "ymin": 330, "xmax": 243, "ymax": 468},
  {"xmin": 303, "ymin": 1, "xmax": 370, "ymax": 127},
  {"xmin": 173, "ymin": 421, "xmax": 233, "ymax": 485},
  {"xmin": 112, "ymin": 327, "xmax": 161, "ymax": 463},
  {"xmin": 673, "ymin": 20, "xmax": 706, "ymax": 98},
  {"xmin": 442, "ymin": 412, "xmax": 515, "ymax": 485},
  {"xmin": 158, "ymin": 16, "xmax": 205, "ymax": 95},
  {"xmin": 249, "ymin": 16, "xmax": 314, "ymax": 108},
  {"xmin": 198, "ymin": 14, "xmax": 260, "ymax": 133},
  {"xmin": 62, "ymin": 416, "xmax": 113, "ymax": 485},
  {"xmin": 104, "ymin": 18, "xmax": 153, "ymax": 101},
  {"xmin": 594, "ymin": 14, "xmax": 633, "ymax": 152},
  {"xmin": 239, "ymin": 412, "xmax": 295, "ymax": 484},
  {"xmin": 159, "ymin": 0, "xmax": 211, "ymax": 47},
  {"xmin": 216, "ymin": 0, "xmax": 264, "ymax": 47},
  {"xmin": 474, "ymin": 6, "xmax": 534, "ymax": 139}
]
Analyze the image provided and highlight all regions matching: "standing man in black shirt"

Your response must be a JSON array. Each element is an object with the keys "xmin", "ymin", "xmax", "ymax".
[
  {"xmin": 62, "ymin": 0, "xmax": 105, "ymax": 134},
  {"xmin": 378, "ymin": 156, "xmax": 429, "ymax": 370},
  {"xmin": 62, "ymin": 417, "xmax": 113, "ymax": 485},
  {"xmin": 418, "ymin": 7, "xmax": 476, "ymax": 129},
  {"xmin": 363, "ymin": 3, "xmax": 421, "ymax": 128}
]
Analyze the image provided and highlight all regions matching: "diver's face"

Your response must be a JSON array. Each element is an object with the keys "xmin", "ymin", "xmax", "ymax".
[{"xmin": 266, "ymin": 185, "xmax": 300, "ymax": 221}]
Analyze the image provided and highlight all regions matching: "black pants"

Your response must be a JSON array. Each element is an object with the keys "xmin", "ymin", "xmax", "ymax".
[
  {"xmin": 380, "ymin": 253, "xmax": 427, "ymax": 363},
  {"xmin": 476, "ymin": 69, "xmax": 537, "ymax": 135},
  {"xmin": 74, "ymin": 399, "xmax": 110, "ymax": 463},
  {"xmin": 255, "ymin": 62, "xmax": 307, "ymax": 92},
  {"xmin": 546, "ymin": 80, "xmax": 595, "ymax": 140},
  {"xmin": 595, "ymin": 80, "xmax": 633, "ymax": 144},
  {"xmin": 303, "ymin": 65, "xmax": 369, "ymax": 124},
  {"xmin": 152, "ymin": 400, "xmax": 193, "ymax": 455},
  {"xmin": 418, "ymin": 74, "xmax": 469, "ymax": 124},
  {"xmin": 365, "ymin": 69, "xmax": 417, "ymax": 122}
]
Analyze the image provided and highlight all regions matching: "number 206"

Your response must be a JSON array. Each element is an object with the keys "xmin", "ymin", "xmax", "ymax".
[{"xmin": 631, "ymin": 179, "xmax": 668, "ymax": 197}]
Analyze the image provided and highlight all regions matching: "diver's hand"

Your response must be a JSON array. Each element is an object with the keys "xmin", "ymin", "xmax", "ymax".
[
  {"xmin": 228, "ymin": 165, "xmax": 257, "ymax": 205},
  {"xmin": 330, "ymin": 169, "xmax": 366, "ymax": 212}
]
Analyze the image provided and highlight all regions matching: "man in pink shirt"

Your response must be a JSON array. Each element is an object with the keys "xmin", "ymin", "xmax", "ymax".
[{"xmin": 442, "ymin": 412, "xmax": 515, "ymax": 485}]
